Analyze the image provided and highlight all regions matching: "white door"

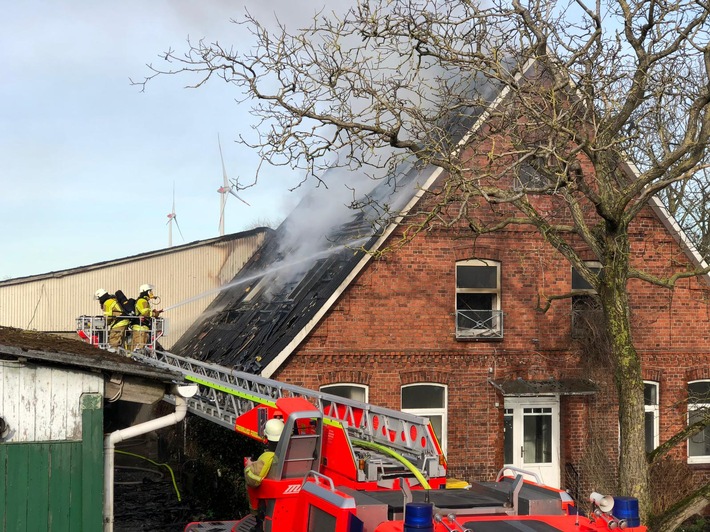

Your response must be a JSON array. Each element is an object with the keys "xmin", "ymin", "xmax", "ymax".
[{"xmin": 503, "ymin": 397, "xmax": 560, "ymax": 487}]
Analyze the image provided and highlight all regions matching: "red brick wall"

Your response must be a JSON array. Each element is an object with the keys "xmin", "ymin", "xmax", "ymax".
[{"xmin": 274, "ymin": 193, "xmax": 710, "ymax": 494}]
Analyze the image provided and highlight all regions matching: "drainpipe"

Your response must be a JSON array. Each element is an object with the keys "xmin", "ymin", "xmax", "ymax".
[{"xmin": 103, "ymin": 383, "xmax": 198, "ymax": 532}]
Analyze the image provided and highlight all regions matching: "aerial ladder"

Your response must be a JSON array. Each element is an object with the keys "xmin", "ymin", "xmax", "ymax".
[
  {"xmin": 76, "ymin": 315, "xmax": 446, "ymax": 488},
  {"xmin": 77, "ymin": 320, "xmax": 645, "ymax": 532},
  {"xmin": 130, "ymin": 347, "xmax": 447, "ymax": 489}
]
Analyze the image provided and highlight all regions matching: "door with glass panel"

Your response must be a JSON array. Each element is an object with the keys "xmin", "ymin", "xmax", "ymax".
[{"xmin": 503, "ymin": 397, "xmax": 560, "ymax": 487}]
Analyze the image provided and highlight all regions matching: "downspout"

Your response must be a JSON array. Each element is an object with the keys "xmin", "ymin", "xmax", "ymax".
[{"xmin": 103, "ymin": 383, "xmax": 198, "ymax": 532}]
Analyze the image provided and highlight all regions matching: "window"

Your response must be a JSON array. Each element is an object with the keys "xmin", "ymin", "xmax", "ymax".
[
  {"xmin": 320, "ymin": 383, "xmax": 368, "ymax": 403},
  {"xmin": 514, "ymin": 162, "xmax": 549, "ymax": 190},
  {"xmin": 402, "ymin": 384, "xmax": 447, "ymax": 453},
  {"xmin": 571, "ymin": 262, "xmax": 601, "ymax": 338},
  {"xmin": 644, "ymin": 381, "xmax": 659, "ymax": 453},
  {"xmin": 320, "ymin": 384, "xmax": 369, "ymax": 421},
  {"xmin": 504, "ymin": 408, "xmax": 514, "ymax": 464},
  {"xmin": 688, "ymin": 380, "xmax": 710, "ymax": 464},
  {"xmin": 455, "ymin": 260, "xmax": 502, "ymax": 339}
]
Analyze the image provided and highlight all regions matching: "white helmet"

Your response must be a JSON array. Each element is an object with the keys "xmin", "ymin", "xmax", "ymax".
[
  {"xmin": 264, "ymin": 418, "xmax": 285, "ymax": 442},
  {"xmin": 95, "ymin": 288, "xmax": 108, "ymax": 300},
  {"xmin": 139, "ymin": 283, "xmax": 154, "ymax": 294}
]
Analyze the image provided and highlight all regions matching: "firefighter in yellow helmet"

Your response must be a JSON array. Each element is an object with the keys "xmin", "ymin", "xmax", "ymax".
[
  {"xmin": 244, "ymin": 417, "xmax": 285, "ymax": 531},
  {"xmin": 131, "ymin": 284, "xmax": 163, "ymax": 351},
  {"xmin": 95, "ymin": 289, "xmax": 130, "ymax": 350}
]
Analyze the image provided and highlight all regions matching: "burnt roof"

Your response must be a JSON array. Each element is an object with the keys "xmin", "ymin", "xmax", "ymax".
[
  {"xmin": 171, "ymin": 158, "xmax": 435, "ymax": 373},
  {"xmin": 168, "ymin": 67, "xmax": 516, "ymax": 375}
]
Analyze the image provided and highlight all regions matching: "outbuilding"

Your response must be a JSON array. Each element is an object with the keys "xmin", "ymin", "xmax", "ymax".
[{"xmin": 0, "ymin": 326, "xmax": 185, "ymax": 532}]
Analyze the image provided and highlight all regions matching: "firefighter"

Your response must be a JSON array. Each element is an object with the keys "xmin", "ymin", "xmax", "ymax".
[
  {"xmin": 95, "ymin": 289, "xmax": 130, "ymax": 350},
  {"xmin": 244, "ymin": 418, "xmax": 285, "ymax": 532},
  {"xmin": 131, "ymin": 284, "xmax": 163, "ymax": 351}
]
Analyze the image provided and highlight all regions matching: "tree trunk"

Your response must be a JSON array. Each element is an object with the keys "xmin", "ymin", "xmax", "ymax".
[{"xmin": 599, "ymin": 232, "xmax": 651, "ymax": 520}]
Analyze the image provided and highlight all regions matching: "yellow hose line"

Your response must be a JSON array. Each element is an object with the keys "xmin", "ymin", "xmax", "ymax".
[
  {"xmin": 115, "ymin": 450, "xmax": 182, "ymax": 502},
  {"xmin": 352, "ymin": 438, "xmax": 431, "ymax": 490}
]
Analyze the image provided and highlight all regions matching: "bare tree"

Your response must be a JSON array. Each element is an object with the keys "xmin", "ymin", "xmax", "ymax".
[
  {"xmin": 660, "ymin": 170, "xmax": 710, "ymax": 260},
  {"xmin": 135, "ymin": 0, "xmax": 710, "ymax": 524}
]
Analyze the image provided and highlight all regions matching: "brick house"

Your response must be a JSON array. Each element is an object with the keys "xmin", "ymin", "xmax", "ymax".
[{"xmin": 173, "ymin": 110, "xmax": 710, "ymax": 504}]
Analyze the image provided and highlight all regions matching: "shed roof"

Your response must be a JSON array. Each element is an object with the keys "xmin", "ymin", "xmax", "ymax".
[
  {"xmin": 0, "ymin": 229, "xmax": 270, "ymax": 286},
  {"xmin": 0, "ymin": 326, "xmax": 179, "ymax": 383}
]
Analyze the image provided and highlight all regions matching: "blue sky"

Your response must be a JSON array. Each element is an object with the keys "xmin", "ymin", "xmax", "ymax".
[{"xmin": 0, "ymin": 1, "xmax": 334, "ymax": 280}]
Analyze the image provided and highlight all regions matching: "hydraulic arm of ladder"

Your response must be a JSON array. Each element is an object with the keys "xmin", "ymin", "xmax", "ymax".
[{"xmin": 131, "ymin": 348, "xmax": 446, "ymax": 477}]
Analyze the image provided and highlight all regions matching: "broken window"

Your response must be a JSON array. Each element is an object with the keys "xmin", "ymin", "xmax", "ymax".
[
  {"xmin": 455, "ymin": 260, "xmax": 502, "ymax": 339},
  {"xmin": 571, "ymin": 262, "xmax": 601, "ymax": 339}
]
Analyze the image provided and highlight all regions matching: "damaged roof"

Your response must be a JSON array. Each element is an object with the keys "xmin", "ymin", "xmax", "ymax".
[
  {"xmin": 171, "ymin": 159, "xmax": 439, "ymax": 376},
  {"xmin": 169, "ymin": 59, "xmax": 709, "ymax": 379},
  {"xmin": 170, "ymin": 73, "xmax": 504, "ymax": 376}
]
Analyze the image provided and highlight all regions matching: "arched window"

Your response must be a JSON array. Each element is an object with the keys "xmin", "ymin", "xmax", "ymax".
[
  {"xmin": 402, "ymin": 383, "xmax": 447, "ymax": 453},
  {"xmin": 455, "ymin": 259, "xmax": 502, "ymax": 339},
  {"xmin": 320, "ymin": 383, "xmax": 368, "ymax": 403},
  {"xmin": 688, "ymin": 380, "xmax": 710, "ymax": 463}
]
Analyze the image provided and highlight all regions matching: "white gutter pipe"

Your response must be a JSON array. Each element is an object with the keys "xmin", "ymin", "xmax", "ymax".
[{"xmin": 103, "ymin": 383, "xmax": 198, "ymax": 532}]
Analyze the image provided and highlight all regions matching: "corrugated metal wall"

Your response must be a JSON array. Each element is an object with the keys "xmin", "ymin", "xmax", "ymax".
[{"xmin": 0, "ymin": 230, "xmax": 269, "ymax": 349}]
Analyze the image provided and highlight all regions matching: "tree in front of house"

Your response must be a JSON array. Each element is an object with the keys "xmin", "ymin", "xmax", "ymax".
[{"xmin": 136, "ymin": 0, "xmax": 710, "ymax": 527}]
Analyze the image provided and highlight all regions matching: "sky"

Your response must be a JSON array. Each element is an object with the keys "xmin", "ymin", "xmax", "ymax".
[{"xmin": 0, "ymin": 1, "xmax": 341, "ymax": 280}]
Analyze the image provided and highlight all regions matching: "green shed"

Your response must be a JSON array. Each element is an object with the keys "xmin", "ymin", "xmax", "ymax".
[
  {"xmin": 0, "ymin": 327, "xmax": 181, "ymax": 532},
  {"xmin": 0, "ymin": 360, "xmax": 104, "ymax": 531}
]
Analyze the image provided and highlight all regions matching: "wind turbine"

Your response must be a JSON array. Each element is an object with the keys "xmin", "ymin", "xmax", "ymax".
[
  {"xmin": 166, "ymin": 183, "xmax": 184, "ymax": 247},
  {"xmin": 217, "ymin": 134, "xmax": 250, "ymax": 236}
]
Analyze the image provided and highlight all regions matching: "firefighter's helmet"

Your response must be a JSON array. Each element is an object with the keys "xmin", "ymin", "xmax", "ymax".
[
  {"xmin": 95, "ymin": 289, "xmax": 108, "ymax": 300},
  {"xmin": 139, "ymin": 283, "xmax": 154, "ymax": 294},
  {"xmin": 264, "ymin": 418, "xmax": 285, "ymax": 442}
]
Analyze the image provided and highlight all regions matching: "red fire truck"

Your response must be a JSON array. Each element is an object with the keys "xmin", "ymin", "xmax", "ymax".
[{"xmin": 76, "ymin": 319, "xmax": 645, "ymax": 532}]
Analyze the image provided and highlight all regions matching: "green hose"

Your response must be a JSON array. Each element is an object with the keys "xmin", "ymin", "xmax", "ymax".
[
  {"xmin": 115, "ymin": 450, "xmax": 182, "ymax": 502},
  {"xmin": 351, "ymin": 438, "xmax": 431, "ymax": 489}
]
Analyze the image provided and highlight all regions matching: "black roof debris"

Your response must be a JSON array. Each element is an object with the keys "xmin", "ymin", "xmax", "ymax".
[{"xmin": 171, "ymin": 159, "xmax": 431, "ymax": 373}]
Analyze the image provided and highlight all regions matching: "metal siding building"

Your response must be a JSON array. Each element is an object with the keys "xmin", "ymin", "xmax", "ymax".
[{"xmin": 0, "ymin": 229, "xmax": 271, "ymax": 349}]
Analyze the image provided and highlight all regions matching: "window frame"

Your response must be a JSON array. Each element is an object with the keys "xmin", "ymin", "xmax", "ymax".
[
  {"xmin": 401, "ymin": 383, "xmax": 448, "ymax": 453},
  {"xmin": 644, "ymin": 381, "xmax": 659, "ymax": 453},
  {"xmin": 687, "ymin": 380, "xmax": 710, "ymax": 464},
  {"xmin": 319, "ymin": 383, "xmax": 369, "ymax": 403},
  {"xmin": 455, "ymin": 259, "xmax": 502, "ymax": 339},
  {"xmin": 571, "ymin": 261, "xmax": 602, "ymax": 338}
]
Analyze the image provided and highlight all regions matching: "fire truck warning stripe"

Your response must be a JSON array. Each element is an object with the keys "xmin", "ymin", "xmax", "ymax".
[{"xmin": 184, "ymin": 374, "xmax": 278, "ymax": 407}]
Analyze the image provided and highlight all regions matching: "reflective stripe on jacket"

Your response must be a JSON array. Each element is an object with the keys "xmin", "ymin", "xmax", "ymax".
[
  {"xmin": 135, "ymin": 296, "xmax": 158, "ymax": 318},
  {"xmin": 244, "ymin": 451, "xmax": 275, "ymax": 488},
  {"xmin": 103, "ymin": 298, "xmax": 130, "ymax": 328}
]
